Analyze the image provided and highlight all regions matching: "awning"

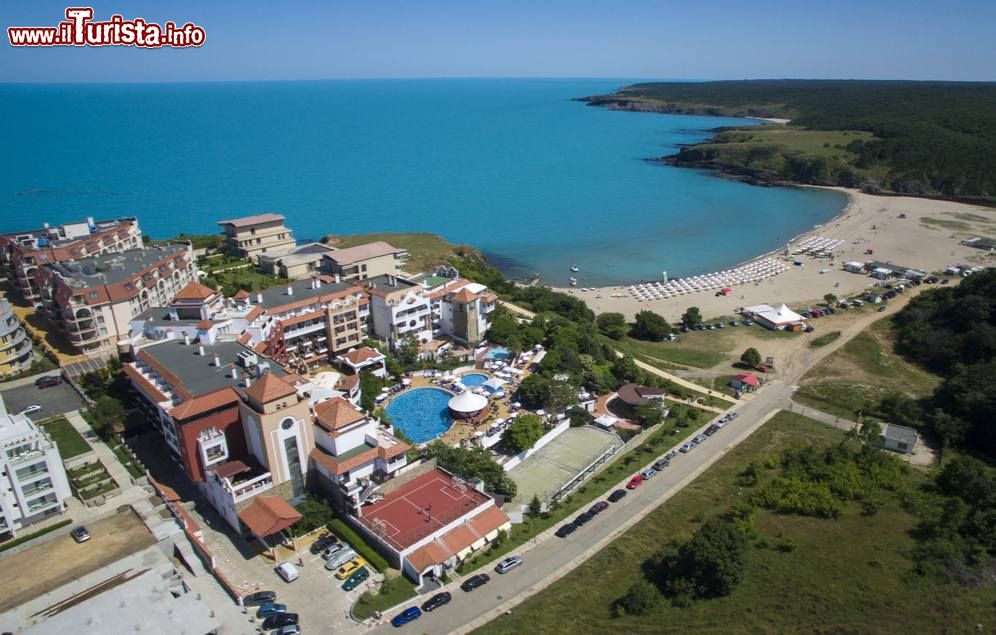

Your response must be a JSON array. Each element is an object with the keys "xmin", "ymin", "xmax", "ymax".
[{"xmin": 238, "ymin": 496, "xmax": 302, "ymax": 538}]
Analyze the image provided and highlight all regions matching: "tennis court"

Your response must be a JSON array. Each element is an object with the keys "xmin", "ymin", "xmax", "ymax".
[{"xmin": 509, "ymin": 426, "xmax": 623, "ymax": 504}]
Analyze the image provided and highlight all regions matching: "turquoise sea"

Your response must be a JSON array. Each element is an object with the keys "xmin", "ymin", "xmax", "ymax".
[{"xmin": 0, "ymin": 79, "xmax": 846, "ymax": 287}]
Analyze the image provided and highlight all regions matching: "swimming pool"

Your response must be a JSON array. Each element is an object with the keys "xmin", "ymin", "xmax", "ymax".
[
  {"xmin": 484, "ymin": 346, "xmax": 511, "ymax": 361},
  {"xmin": 460, "ymin": 373, "xmax": 488, "ymax": 387},
  {"xmin": 385, "ymin": 388, "xmax": 453, "ymax": 444}
]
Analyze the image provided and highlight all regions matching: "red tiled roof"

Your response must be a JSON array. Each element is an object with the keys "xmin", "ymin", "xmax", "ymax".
[
  {"xmin": 407, "ymin": 540, "xmax": 453, "ymax": 572},
  {"xmin": 169, "ymin": 387, "xmax": 240, "ymax": 421},
  {"xmin": 174, "ymin": 280, "xmax": 218, "ymax": 300},
  {"xmin": 233, "ymin": 289, "xmax": 251, "ymax": 300},
  {"xmin": 245, "ymin": 373, "xmax": 297, "ymax": 404},
  {"xmin": 449, "ymin": 287, "xmax": 478, "ymax": 303},
  {"xmin": 339, "ymin": 374, "xmax": 359, "ymax": 391},
  {"xmin": 340, "ymin": 346, "xmax": 383, "ymax": 365},
  {"xmin": 405, "ymin": 504, "xmax": 510, "ymax": 572},
  {"xmin": 309, "ymin": 445, "xmax": 380, "ymax": 476},
  {"xmin": 314, "ymin": 396, "xmax": 365, "ymax": 433},
  {"xmin": 734, "ymin": 372, "xmax": 759, "ymax": 386},
  {"xmin": 238, "ymin": 496, "xmax": 302, "ymax": 537}
]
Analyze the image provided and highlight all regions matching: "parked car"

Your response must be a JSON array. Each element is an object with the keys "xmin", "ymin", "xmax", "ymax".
[
  {"xmin": 391, "ymin": 606, "xmax": 422, "ymax": 627},
  {"xmin": 679, "ymin": 441, "xmax": 696, "ymax": 453},
  {"xmin": 729, "ymin": 320, "xmax": 739, "ymax": 326},
  {"xmin": 495, "ymin": 555, "xmax": 524, "ymax": 574},
  {"xmin": 70, "ymin": 525, "xmax": 91, "ymax": 543},
  {"xmin": 640, "ymin": 468, "xmax": 657, "ymax": 480},
  {"xmin": 574, "ymin": 511, "xmax": 593, "ymax": 526},
  {"xmin": 461, "ymin": 573, "xmax": 490, "ymax": 592},
  {"xmin": 743, "ymin": 319, "xmax": 754, "ymax": 326},
  {"xmin": 335, "ymin": 558, "xmax": 365, "ymax": 580},
  {"xmin": 652, "ymin": 458, "xmax": 669, "ymax": 471},
  {"xmin": 342, "ymin": 566, "xmax": 370, "ymax": 591},
  {"xmin": 242, "ymin": 590, "xmax": 276, "ymax": 606},
  {"xmin": 589, "ymin": 501, "xmax": 609, "ymax": 514},
  {"xmin": 257, "ymin": 603, "xmax": 288, "ymax": 618},
  {"xmin": 421, "ymin": 591, "xmax": 452, "ymax": 612},
  {"xmin": 35, "ymin": 375, "xmax": 62, "ymax": 389},
  {"xmin": 275, "ymin": 626, "xmax": 300, "ymax": 635},
  {"xmin": 275, "ymin": 562, "xmax": 299, "ymax": 583},
  {"xmin": 261, "ymin": 613, "xmax": 299, "ymax": 630},
  {"xmin": 321, "ymin": 542, "xmax": 346, "ymax": 560},
  {"xmin": 325, "ymin": 548, "xmax": 357, "ymax": 570},
  {"xmin": 555, "ymin": 523, "xmax": 578, "ymax": 538},
  {"xmin": 607, "ymin": 489, "xmax": 627, "ymax": 503},
  {"xmin": 626, "ymin": 475, "xmax": 643, "ymax": 489},
  {"xmin": 693, "ymin": 434, "xmax": 708, "ymax": 444},
  {"xmin": 704, "ymin": 424, "xmax": 720, "ymax": 436},
  {"xmin": 20, "ymin": 404, "xmax": 42, "ymax": 415},
  {"xmin": 310, "ymin": 534, "xmax": 338, "ymax": 554}
]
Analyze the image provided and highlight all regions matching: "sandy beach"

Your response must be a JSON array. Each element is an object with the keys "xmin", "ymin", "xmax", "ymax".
[{"xmin": 559, "ymin": 188, "xmax": 996, "ymax": 321}]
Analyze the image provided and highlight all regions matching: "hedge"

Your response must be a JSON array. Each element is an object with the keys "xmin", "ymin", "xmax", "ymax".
[
  {"xmin": 329, "ymin": 517, "xmax": 389, "ymax": 572},
  {"xmin": 0, "ymin": 518, "xmax": 73, "ymax": 553}
]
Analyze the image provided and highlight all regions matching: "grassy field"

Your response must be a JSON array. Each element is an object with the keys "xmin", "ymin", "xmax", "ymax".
[
  {"xmin": 808, "ymin": 330, "xmax": 842, "ymax": 347},
  {"xmin": 39, "ymin": 416, "xmax": 91, "ymax": 459},
  {"xmin": 793, "ymin": 318, "xmax": 940, "ymax": 420},
  {"xmin": 475, "ymin": 411, "xmax": 994, "ymax": 635},
  {"xmin": 353, "ymin": 574, "xmax": 417, "ymax": 620},
  {"xmin": 330, "ymin": 232, "xmax": 477, "ymax": 273},
  {"xmin": 607, "ymin": 333, "xmax": 732, "ymax": 369}
]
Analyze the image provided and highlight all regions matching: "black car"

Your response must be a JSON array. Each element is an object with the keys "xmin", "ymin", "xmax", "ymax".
[
  {"xmin": 422, "ymin": 591, "xmax": 452, "ymax": 612},
  {"xmin": 35, "ymin": 375, "xmax": 63, "ymax": 389},
  {"xmin": 652, "ymin": 458, "xmax": 670, "ymax": 471},
  {"xmin": 261, "ymin": 612, "xmax": 299, "ymax": 630},
  {"xmin": 309, "ymin": 535, "xmax": 338, "ymax": 554},
  {"xmin": 704, "ymin": 424, "xmax": 720, "ymax": 437},
  {"xmin": 461, "ymin": 574, "xmax": 490, "ymax": 592},
  {"xmin": 242, "ymin": 590, "xmax": 276, "ymax": 606},
  {"xmin": 574, "ymin": 511, "xmax": 594, "ymax": 526},
  {"xmin": 555, "ymin": 523, "xmax": 578, "ymax": 538},
  {"xmin": 589, "ymin": 501, "xmax": 609, "ymax": 514},
  {"xmin": 608, "ymin": 489, "xmax": 627, "ymax": 503}
]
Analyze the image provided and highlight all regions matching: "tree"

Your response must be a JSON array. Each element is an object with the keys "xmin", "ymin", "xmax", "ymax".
[
  {"xmin": 634, "ymin": 400, "xmax": 665, "ymax": 428},
  {"xmin": 631, "ymin": 311, "xmax": 672, "ymax": 341},
  {"xmin": 567, "ymin": 405, "xmax": 594, "ymax": 427},
  {"xmin": 359, "ymin": 371, "xmax": 386, "ymax": 412},
  {"xmin": 823, "ymin": 293, "xmax": 838, "ymax": 306},
  {"xmin": 681, "ymin": 306, "xmax": 703, "ymax": 327},
  {"xmin": 89, "ymin": 395, "xmax": 126, "ymax": 437},
  {"xmin": 616, "ymin": 579, "xmax": 660, "ymax": 616},
  {"xmin": 740, "ymin": 347, "xmax": 762, "ymax": 368},
  {"xmin": 659, "ymin": 517, "xmax": 746, "ymax": 600},
  {"xmin": 396, "ymin": 333, "xmax": 420, "ymax": 368},
  {"xmin": 611, "ymin": 355, "xmax": 641, "ymax": 385},
  {"xmin": 517, "ymin": 374, "xmax": 552, "ymax": 410},
  {"xmin": 528, "ymin": 494, "xmax": 543, "ymax": 518},
  {"xmin": 596, "ymin": 312, "xmax": 629, "ymax": 340},
  {"xmin": 504, "ymin": 414, "xmax": 545, "ymax": 453},
  {"xmin": 291, "ymin": 493, "xmax": 334, "ymax": 536}
]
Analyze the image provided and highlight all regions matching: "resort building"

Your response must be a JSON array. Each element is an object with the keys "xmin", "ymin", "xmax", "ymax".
[
  {"xmin": 0, "ymin": 217, "xmax": 142, "ymax": 302},
  {"xmin": 33, "ymin": 245, "xmax": 197, "ymax": 356},
  {"xmin": 247, "ymin": 276, "xmax": 370, "ymax": 372},
  {"xmin": 309, "ymin": 396, "xmax": 409, "ymax": 512},
  {"xmin": 258, "ymin": 242, "xmax": 337, "ymax": 279},
  {"xmin": 218, "ymin": 213, "xmax": 296, "ymax": 261},
  {"xmin": 321, "ymin": 242, "xmax": 408, "ymax": 283},
  {"xmin": 336, "ymin": 346, "xmax": 388, "ymax": 378},
  {"xmin": 352, "ymin": 467, "xmax": 511, "ymax": 586},
  {"xmin": 0, "ymin": 397, "xmax": 72, "ymax": 539},
  {"xmin": 363, "ymin": 274, "xmax": 434, "ymax": 348},
  {"xmin": 742, "ymin": 303, "xmax": 807, "ymax": 331},
  {"xmin": 0, "ymin": 300, "xmax": 33, "ymax": 377},
  {"xmin": 123, "ymin": 338, "xmax": 315, "ymax": 531}
]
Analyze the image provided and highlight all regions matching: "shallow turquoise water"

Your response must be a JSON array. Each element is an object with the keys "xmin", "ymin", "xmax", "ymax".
[
  {"xmin": 460, "ymin": 373, "xmax": 489, "ymax": 387},
  {"xmin": 386, "ymin": 387, "xmax": 453, "ymax": 444},
  {"xmin": 0, "ymin": 79, "xmax": 846, "ymax": 286}
]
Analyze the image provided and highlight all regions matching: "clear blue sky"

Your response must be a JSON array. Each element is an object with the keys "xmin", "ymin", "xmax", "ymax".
[{"xmin": 2, "ymin": 0, "xmax": 994, "ymax": 82}]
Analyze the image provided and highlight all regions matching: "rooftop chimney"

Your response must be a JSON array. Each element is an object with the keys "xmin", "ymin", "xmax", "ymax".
[
  {"xmin": 256, "ymin": 292, "xmax": 263, "ymax": 304},
  {"xmin": 286, "ymin": 285, "xmax": 294, "ymax": 296},
  {"xmin": 183, "ymin": 334, "xmax": 191, "ymax": 346},
  {"xmin": 229, "ymin": 367, "xmax": 238, "ymax": 379},
  {"xmin": 316, "ymin": 278, "xmax": 322, "ymax": 289},
  {"xmin": 197, "ymin": 344, "xmax": 205, "ymax": 356},
  {"xmin": 243, "ymin": 376, "xmax": 251, "ymax": 388},
  {"xmin": 212, "ymin": 353, "xmax": 221, "ymax": 367},
  {"xmin": 334, "ymin": 274, "xmax": 340, "ymax": 284}
]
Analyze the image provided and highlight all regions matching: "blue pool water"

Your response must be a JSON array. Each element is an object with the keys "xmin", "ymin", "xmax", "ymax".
[
  {"xmin": 484, "ymin": 347, "xmax": 511, "ymax": 361},
  {"xmin": 460, "ymin": 373, "xmax": 489, "ymax": 387},
  {"xmin": 386, "ymin": 388, "xmax": 453, "ymax": 444},
  {"xmin": 0, "ymin": 80, "xmax": 847, "ymax": 286}
]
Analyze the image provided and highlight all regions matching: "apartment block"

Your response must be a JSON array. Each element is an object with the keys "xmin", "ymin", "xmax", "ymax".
[
  {"xmin": 0, "ymin": 300, "xmax": 33, "ymax": 377},
  {"xmin": 321, "ymin": 242, "xmax": 408, "ymax": 283},
  {"xmin": 218, "ymin": 213, "xmax": 296, "ymax": 261},
  {"xmin": 0, "ymin": 217, "xmax": 141, "ymax": 302}
]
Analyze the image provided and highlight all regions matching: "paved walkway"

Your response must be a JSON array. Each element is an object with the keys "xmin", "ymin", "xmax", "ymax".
[{"xmin": 787, "ymin": 402, "xmax": 857, "ymax": 432}]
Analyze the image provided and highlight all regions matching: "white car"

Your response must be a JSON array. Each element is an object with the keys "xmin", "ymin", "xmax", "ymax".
[
  {"xmin": 20, "ymin": 404, "xmax": 42, "ymax": 415},
  {"xmin": 495, "ymin": 555, "xmax": 523, "ymax": 574},
  {"xmin": 325, "ymin": 548, "xmax": 357, "ymax": 571},
  {"xmin": 275, "ymin": 561, "xmax": 299, "ymax": 583}
]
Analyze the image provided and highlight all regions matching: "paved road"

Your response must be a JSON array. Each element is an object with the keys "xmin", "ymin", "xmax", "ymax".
[{"xmin": 371, "ymin": 381, "xmax": 795, "ymax": 634}]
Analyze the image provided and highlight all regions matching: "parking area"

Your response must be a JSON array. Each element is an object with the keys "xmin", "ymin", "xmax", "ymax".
[
  {"xmin": 0, "ymin": 378, "xmax": 85, "ymax": 419},
  {"xmin": 0, "ymin": 508, "xmax": 155, "ymax": 613}
]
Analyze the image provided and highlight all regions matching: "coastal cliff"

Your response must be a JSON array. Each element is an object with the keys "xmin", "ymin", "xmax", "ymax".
[{"xmin": 579, "ymin": 80, "xmax": 996, "ymax": 203}]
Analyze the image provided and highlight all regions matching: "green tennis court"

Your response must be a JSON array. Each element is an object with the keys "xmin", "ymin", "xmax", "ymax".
[{"xmin": 509, "ymin": 426, "xmax": 623, "ymax": 504}]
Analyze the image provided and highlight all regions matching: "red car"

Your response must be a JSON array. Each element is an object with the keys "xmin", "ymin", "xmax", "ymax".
[{"xmin": 626, "ymin": 475, "xmax": 643, "ymax": 489}]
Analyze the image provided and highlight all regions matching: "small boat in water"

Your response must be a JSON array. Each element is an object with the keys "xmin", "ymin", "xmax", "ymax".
[
  {"xmin": 569, "ymin": 276, "xmax": 577, "ymax": 286},
  {"xmin": 570, "ymin": 264, "xmax": 579, "ymax": 272}
]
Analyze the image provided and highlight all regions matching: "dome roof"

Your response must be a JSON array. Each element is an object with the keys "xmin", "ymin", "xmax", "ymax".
[{"xmin": 448, "ymin": 390, "xmax": 489, "ymax": 413}]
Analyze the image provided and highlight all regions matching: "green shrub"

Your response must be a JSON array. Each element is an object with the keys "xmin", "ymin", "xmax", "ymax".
[{"xmin": 329, "ymin": 518, "xmax": 389, "ymax": 572}]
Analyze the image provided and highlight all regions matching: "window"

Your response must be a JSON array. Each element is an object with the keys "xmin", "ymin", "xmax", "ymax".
[{"xmin": 281, "ymin": 417, "xmax": 295, "ymax": 431}]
